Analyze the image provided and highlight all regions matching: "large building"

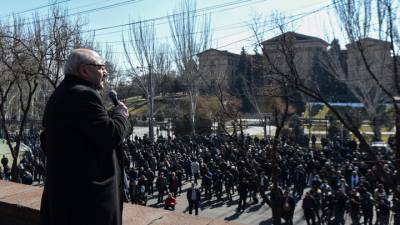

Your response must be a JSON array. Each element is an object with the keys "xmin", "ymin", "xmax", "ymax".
[
  {"xmin": 197, "ymin": 32, "xmax": 396, "ymax": 103},
  {"xmin": 261, "ymin": 32, "xmax": 328, "ymax": 81},
  {"xmin": 197, "ymin": 48, "xmax": 240, "ymax": 93},
  {"xmin": 197, "ymin": 32, "xmax": 330, "ymax": 93},
  {"xmin": 346, "ymin": 38, "xmax": 394, "ymax": 92}
]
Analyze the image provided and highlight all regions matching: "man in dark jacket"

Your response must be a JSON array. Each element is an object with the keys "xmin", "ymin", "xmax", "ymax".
[
  {"xmin": 360, "ymin": 190, "xmax": 374, "ymax": 225},
  {"xmin": 237, "ymin": 177, "xmax": 249, "ymax": 212},
  {"xmin": 303, "ymin": 191, "xmax": 317, "ymax": 225},
  {"xmin": 187, "ymin": 182, "xmax": 201, "ymax": 215},
  {"xmin": 1, "ymin": 155, "xmax": 8, "ymax": 171},
  {"xmin": 39, "ymin": 48, "xmax": 129, "ymax": 225},
  {"xmin": 156, "ymin": 172, "xmax": 168, "ymax": 203},
  {"xmin": 282, "ymin": 190, "xmax": 296, "ymax": 225}
]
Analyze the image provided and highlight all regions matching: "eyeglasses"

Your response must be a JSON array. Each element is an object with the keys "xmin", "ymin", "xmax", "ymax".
[{"xmin": 85, "ymin": 63, "xmax": 106, "ymax": 70}]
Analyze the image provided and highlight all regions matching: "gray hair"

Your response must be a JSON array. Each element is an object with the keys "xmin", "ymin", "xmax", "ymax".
[{"xmin": 64, "ymin": 48, "xmax": 102, "ymax": 76}]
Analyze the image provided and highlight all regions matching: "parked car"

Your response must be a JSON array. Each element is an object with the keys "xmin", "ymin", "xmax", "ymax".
[{"xmin": 371, "ymin": 141, "xmax": 392, "ymax": 155}]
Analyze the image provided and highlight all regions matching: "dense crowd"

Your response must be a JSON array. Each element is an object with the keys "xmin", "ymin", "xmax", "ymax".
[
  {"xmin": 123, "ymin": 134, "xmax": 400, "ymax": 225},
  {"xmin": 1, "ymin": 132, "xmax": 400, "ymax": 225},
  {"xmin": 0, "ymin": 131, "xmax": 46, "ymax": 185}
]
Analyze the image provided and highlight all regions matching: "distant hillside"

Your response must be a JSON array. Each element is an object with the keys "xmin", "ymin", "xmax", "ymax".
[{"xmin": 123, "ymin": 94, "xmax": 230, "ymax": 118}]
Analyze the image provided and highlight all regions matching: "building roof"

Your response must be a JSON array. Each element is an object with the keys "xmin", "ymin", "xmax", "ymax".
[
  {"xmin": 345, "ymin": 37, "xmax": 391, "ymax": 48},
  {"xmin": 261, "ymin": 32, "xmax": 329, "ymax": 46},
  {"xmin": 197, "ymin": 48, "xmax": 240, "ymax": 58}
]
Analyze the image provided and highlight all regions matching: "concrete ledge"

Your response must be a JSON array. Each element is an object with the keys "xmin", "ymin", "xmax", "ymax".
[{"xmin": 0, "ymin": 180, "xmax": 243, "ymax": 225}]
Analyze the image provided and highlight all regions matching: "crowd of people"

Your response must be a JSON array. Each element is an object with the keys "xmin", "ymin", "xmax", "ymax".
[
  {"xmin": 0, "ymin": 131, "xmax": 46, "ymax": 185},
  {"xmin": 120, "ymin": 133, "xmax": 400, "ymax": 224},
  {"xmin": 1, "ymin": 131, "xmax": 400, "ymax": 225}
]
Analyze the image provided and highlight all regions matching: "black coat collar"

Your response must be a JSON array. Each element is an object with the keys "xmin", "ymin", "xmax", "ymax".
[{"xmin": 63, "ymin": 74, "xmax": 95, "ymax": 89}]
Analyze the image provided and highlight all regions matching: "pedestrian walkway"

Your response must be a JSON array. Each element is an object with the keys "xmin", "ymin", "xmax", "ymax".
[{"xmin": 141, "ymin": 181, "xmax": 313, "ymax": 225}]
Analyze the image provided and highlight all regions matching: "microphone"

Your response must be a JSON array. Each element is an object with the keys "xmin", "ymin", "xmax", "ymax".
[{"xmin": 108, "ymin": 90, "xmax": 119, "ymax": 106}]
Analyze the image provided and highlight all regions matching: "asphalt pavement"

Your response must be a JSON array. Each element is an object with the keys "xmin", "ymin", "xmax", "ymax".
[{"xmin": 141, "ymin": 181, "xmax": 314, "ymax": 225}]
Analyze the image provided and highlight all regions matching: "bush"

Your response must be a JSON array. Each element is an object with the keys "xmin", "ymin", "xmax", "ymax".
[
  {"xmin": 309, "ymin": 104, "xmax": 323, "ymax": 117},
  {"xmin": 172, "ymin": 114, "xmax": 212, "ymax": 136},
  {"xmin": 327, "ymin": 116, "xmax": 340, "ymax": 139},
  {"xmin": 280, "ymin": 127, "xmax": 291, "ymax": 140},
  {"xmin": 155, "ymin": 113, "xmax": 165, "ymax": 122},
  {"xmin": 289, "ymin": 114, "xmax": 305, "ymax": 144}
]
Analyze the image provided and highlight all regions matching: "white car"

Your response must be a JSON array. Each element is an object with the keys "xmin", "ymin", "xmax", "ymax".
[{"xmin": 371, "ymin": 141, "xmax": 392, "ymax": 154}]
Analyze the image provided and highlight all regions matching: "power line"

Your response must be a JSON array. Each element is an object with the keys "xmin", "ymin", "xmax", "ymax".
[
  {"xmin": 67, "ymin": 0, "xmax": 145, "ymax": 17},
  {"xmin": 0, "ymin": 0, "xmax": 72, "ymax": 19},
  {"xmin": 0, "ymin": 0, "xmax": 258, "ymax": 33},
  {"xmin": 93, "ymin": 0, "xmax": 266, "ymax": 37},
  {"xmin": 109, "ymin": 2, "xmax": 335, "ymax": 55},
  {"xmin": 109, "ymin": 3, "xmax": 337, "ymax": 75},
  {"xmin": 0, "ymin": 0, "xmax": 146, "ymax": 28},
  {"xmin": 68, "ymin": 0, "xmax": 115, "ymax": 12},
  {"xmin": 98, "ymin": 0, "xmax": 329, "ymax": 47},
  {"xmin": 217, "ymin": 3, "xmax": 336, "ymax": 50},
  {"xmin": 83, "ymin": 0, "xmax": 267, "ymax": 33}
]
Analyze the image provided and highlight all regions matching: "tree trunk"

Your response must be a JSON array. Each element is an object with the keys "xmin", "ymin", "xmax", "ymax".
[
  {"xmin": 395, "ymin": 111, "xmax": 400, "ymax": 187},
  {"xmin": 189, "ymin": 93, "xmax": 196, "ymax": 136},
  {"xmin": 11, "ymin": 155, "xmax": 18, "ymax": 182},
  {"xmin": 148, "ymin": 66, "xmax": 154, "ymax": 142}
]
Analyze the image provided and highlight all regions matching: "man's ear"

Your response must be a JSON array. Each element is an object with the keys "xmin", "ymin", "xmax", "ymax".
[{"xmin": 78, "ymin": 64, "xmax": 87, "ymax": 78}]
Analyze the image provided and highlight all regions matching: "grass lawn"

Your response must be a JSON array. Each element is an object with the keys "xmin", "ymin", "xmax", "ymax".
[{"xmin": 0, "ymin": 139, "xmax": 31, "ymax": 166}]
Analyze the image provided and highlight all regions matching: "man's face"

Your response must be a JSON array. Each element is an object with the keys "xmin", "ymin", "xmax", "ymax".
[{"xmin": 81, "ymin": 59, "xmax": 108, "ymax": 90}]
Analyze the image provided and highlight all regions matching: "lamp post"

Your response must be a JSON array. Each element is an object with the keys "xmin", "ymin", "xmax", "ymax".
[
  {"xmin": 264, "ymin": 115, "xmax": 267, "ymax": 139},
  {"xmin": 325, "ymin": 118, "xmax": 329, "ymax": 138},
  {"xmin": 137, "ymin": 65, "xmax": 154, "ymax": 142}
]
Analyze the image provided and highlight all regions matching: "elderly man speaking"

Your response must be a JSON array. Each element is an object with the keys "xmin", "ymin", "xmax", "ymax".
[{"xmin": 40, "ymin": 48, "xmax": 129, "ymax": 225}]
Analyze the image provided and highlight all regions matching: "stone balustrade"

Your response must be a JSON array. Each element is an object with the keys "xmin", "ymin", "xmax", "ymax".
[{"xmin": 0, "ymin": 180, "xmax": 243, "ymax": 225}]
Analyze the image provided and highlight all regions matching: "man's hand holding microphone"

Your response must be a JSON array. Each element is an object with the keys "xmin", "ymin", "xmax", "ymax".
[{"xmin": 109, "ymin": 90, "xmax": 129, "ymax": 118}]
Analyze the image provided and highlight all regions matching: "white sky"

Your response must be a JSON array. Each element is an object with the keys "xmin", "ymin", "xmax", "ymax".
[{"xmin": 0, "ymin": 0, "xmax": 346, "ymax": 67}]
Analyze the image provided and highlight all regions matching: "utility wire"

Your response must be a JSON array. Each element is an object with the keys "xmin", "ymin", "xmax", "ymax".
[
  {"xmin": 98, "ymin": 0, "xmax": 328, "ymax": 47},
  {"xmin": 0, "ymin": 0, "xmax": 72, "ymax": 19},
  {"xmin": 93, "ymin": 0, "xmax": 268, "ymax": 37},
  {"xmin": 0, "ymin": 0, "xmax": 146, "ymax": 28},
  {"xmin": 111, "ymin": 2, "xmax": 335, "ymax": 55},
  {"xmin": 83, "ymin": 0, "xmax": 267, "ymax": 33},
  {"xmin": 217, "ymin": 3, "xmax": 336, "ymax": 49},
  {"xmin": 68, "ymin": 0, "xmax": 145, "ymax": 17}
]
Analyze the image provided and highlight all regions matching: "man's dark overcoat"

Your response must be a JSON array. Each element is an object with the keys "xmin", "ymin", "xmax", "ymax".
[{"xmin": 40, "ymin": 75, "xmax": 129, "ymax": 225}]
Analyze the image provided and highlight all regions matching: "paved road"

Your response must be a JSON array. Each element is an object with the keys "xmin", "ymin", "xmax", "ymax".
[{"xmin": 137, "ymin": 181, "xmax": 315, "ymax": 225}]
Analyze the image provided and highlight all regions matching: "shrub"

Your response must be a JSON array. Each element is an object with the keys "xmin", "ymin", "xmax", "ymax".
[
  {"xmin": 172, "ymin": 114, "xmax": 212, "ymax": 136},
  {"xmin": 155, "ymin": 113, "xmax": 165, "ymax": 122}
]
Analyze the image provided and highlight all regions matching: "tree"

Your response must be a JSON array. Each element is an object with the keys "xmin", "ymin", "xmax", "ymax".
[
  {"xmin": 0, "ymin": 18, "xmax": 40, "ymax": 181},
  {"xmin": 232, "ymin": 48, "xmax": 253, "ymax": 112},
  {"xmin": 289, "ymin": 114, "xmax": 305, "ymax": 144},
  {"xmin": 153, "ymin": 43, "xmax": 173, "ymax": 96},
  {"xmin": 123, "ymin": 19, "xmax": 158, "ymax": 142},
  {"xmin": 264, "ymin": 84, "xmax": 291, "ymax": 225},
  {"xmin": 0, "ymin": 6, "xmax": 97, "ymax": 181},
  {"xmin": 38, "ymin": 6, "xmax": 88, "ymax": 89},
  {"xmin": 332, "ymin": 0, "xmax": 400, "ymax": 178},
  {"xmin": 249, "ymin": 8, "xmax": 397, "ymax": 196},
  {"xmin": 318, "ymin": 38, "xmax": 388, "ymax": 141},
  {"xmin": 251, "ymin": 14, "xmax": 373, "ymax": 155},
  {"xmin": 169, "ymin": 0, "xmax": 212, "ymax": 136},
  {"xmin": 198, "ymin": 52, "xmax": 243, "ymax": 137}
]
